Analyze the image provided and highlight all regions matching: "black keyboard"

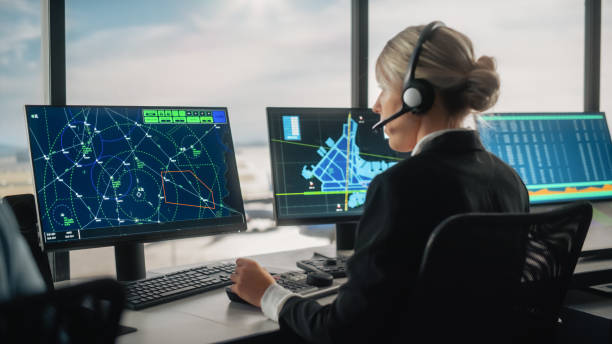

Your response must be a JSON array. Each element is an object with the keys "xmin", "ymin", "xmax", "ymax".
[
  {"xmin": 125, "ymin": 262, "xmax": 342, "ymax": 310},
  {"xmin": 124, "ymin": 261, "xmax": 235, "ymax": 310},
  {"xmin": 296, "ymin": 256, "xmax": 349, "ymax": 278}
]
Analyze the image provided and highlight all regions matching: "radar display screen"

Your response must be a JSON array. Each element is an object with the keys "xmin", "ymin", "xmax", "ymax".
[{"xmin": 25, "ymin": 105, "xmax": 245, "ymax": 249}]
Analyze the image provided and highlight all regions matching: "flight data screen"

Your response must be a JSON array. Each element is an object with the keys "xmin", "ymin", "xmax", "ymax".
[
  {"xmin": 267, "ymin": 107, "xmax": 408, "ymax": 223},
  {"xmin": 477, "ymin": 113, "xmax": 612, "ymax": 204},
  {"xmin": 26, "ymin": 106, "xmax": 245, "ymax": 246}
]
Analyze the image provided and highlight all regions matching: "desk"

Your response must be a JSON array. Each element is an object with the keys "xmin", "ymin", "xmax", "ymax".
[
  {"xmin": 115, "ymin": 245, "xmax": 340, "ymax": 344},
  {"xmin": 560, "ymin": 289, "xmax": 612, "ymax": 344},
  {"xmin": 59, "ymin": 244, "xmax": 612, "ymax": 343}
]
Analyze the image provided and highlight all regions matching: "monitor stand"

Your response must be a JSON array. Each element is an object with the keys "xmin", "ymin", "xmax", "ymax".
[
  {"xmin": 115, "ymin": 243, "xmax": 146, "ymax": 282},
  {"xmin": 107, "ymin": 223, "xmax": 357, "ymax": 281},
  {"xmin": 335, "ymin": 222, "xmax": 357, "ymax": 256}
]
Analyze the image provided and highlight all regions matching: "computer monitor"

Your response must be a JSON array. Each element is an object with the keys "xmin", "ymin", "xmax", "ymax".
[
  {"xmin": 477, "ymin": 112, "xmax": 612, "ymax": 204},
  {"xmin": 25, "ymin": 105, "xmax": 246, "ymax": 279},
  {"xmin": 267, "ymin": 107, "xmax": 408, "ymax": 231},
  {"xmin": 476, "ymin": 112, "xmax": 612, "ymax": 253}
]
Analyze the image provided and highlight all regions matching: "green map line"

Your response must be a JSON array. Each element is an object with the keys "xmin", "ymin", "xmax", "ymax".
[
  {"xmin": 276, "ymin": 190, "xmax": 367, "ymax": 196},
  {"xmin": 32, "ymin": 106, "xmax": 236, "ymax": 234},
  {"xmin": 526, "ymin": 180, "xmax": 612, "ymax": 189},
  {"xmin": 531, "ymin": 191, "xmax": 612, "ymax": 201},
  {"xmin": 46, "ymin": 108, "xmax": 227, "ymax": 231},
  {"xmin": 481, "ymin": 115, "xmax": 603, "ymax": 121},
  {"xmin": 271, "ymin": 138, "xmax": 402, "ymax": 161},
  {"xmin": 103, "ymin": 108, "xmax": 224, "ymax": 220}
]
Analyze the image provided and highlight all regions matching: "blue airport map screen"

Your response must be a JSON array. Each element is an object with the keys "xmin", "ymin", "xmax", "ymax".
[
  {"xmin": 477, "ymin": 113, "xmax": 612, "ymax": 204},
  {"xmin": 25, "ymin": 106, "xmax": 245, "ymax": 246},
  {"xmin": 267, "ymin": 108, "xmax": 408, "ymax": 223}
]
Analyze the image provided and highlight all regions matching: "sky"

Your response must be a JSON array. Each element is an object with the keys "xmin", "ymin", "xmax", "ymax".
[
  {"xmin": 0, "ymin": 0, "xmax": 611, "ymax": 149},
  {"xmin": 0, "ymin": 0, "xmax": 42, "ymax": 148}
]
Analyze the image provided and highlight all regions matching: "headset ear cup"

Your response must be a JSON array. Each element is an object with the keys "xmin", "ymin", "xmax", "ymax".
[
  {"xmin": 403, "ymin": 87, "xmax": 422, "ymax": 109},
  {"xmin": 407, "ymin": 79, "xmax": 435, "ymax": 115}
]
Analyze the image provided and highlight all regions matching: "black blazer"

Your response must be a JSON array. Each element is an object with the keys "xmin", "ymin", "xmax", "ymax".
[{"xmin": 278, "ymin": 130, "xmax": 530, "ymax": 343}]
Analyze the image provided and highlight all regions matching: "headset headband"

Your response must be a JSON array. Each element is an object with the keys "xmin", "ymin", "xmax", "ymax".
[
  {"xmin": 402, "ymin": 21, "xmax": 446, "ymax": 90},
  {"xmin": 371, "ymin": 21, "xmax": 446, "ymax": 131}
]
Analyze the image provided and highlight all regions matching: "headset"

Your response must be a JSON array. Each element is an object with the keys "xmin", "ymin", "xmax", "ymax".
[{"xmin": 372, "ymin": 21, "xmax": 446, "ymax": 131}]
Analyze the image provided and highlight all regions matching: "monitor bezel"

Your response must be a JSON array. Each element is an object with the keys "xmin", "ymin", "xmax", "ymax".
[
  {"xmin": 25, "ymin": 104, "xmax": 246, "ymax": 252},
  {"xmin": 477, "ymin": 111, "xmax": 612, "ymax": 206},
  {"xmin": 267, "ymin": 106, "xmax": 395, "ymax": 226}
]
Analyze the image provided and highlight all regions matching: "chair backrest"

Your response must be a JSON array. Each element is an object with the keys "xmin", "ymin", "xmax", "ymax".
[
  {"xmin": 0, "ymin": 278, "xmax": 125, "ymax": 344},
  {"xmin": 411, "ymin": 201, "xmax": 592, "ymax": 343},
  {"xmin": 2, "ymin": 194, "xmax": 54, "ymax": 289}
]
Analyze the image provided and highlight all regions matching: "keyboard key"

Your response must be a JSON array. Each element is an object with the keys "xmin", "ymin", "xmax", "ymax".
[{"xmin": 160, "ymin": 285, "xmax": 198, "ymax": 297}]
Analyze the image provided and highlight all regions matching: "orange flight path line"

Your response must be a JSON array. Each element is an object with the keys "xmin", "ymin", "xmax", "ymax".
[
  {"xmin": 528, "ymin": 184, "xmax": 612, "ymax": 196},
  {"xmin": 161, "ymin": 170, "xmax": 215, "ymax": 209}
]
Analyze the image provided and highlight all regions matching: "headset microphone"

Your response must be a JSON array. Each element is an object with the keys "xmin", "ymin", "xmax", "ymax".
[
  {"xmin": 371, "ymin": 106, "xmax": 407, "ymax": 132},
  {"xmin": 371, "ymin": 21, "xmax": 446, "ymax": 132}
]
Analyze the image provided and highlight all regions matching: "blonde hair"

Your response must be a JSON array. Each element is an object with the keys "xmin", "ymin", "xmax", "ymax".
[{"xmin": 376, "ymin": 24, "xmax": 500, "ymax": 116}]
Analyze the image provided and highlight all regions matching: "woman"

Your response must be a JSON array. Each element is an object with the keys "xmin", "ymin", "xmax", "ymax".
[{"xmin": 230, "ymin": 22, "xmax": 529, "ymax": 343}]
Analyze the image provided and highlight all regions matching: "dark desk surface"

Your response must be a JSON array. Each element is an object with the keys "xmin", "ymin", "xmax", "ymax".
[
  {"xmin": 112, "ymin": 245, "xmax": 340, "ymax": 344},
  {"xmin": 56, "ymin": 241, "xmax": 612, "ymax": 343},
  {"xmin": 565, "ymin": 289, "xmax": 612, "ymax": 319},
  {"xmin": 560, "ymin": 289, "xmax": 612, "ymax": 344}
]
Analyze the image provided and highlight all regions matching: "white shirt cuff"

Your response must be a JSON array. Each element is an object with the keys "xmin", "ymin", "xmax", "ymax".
[{"xmin": 261, "ymin": 282, "xmax": 299, "ymax": 322}]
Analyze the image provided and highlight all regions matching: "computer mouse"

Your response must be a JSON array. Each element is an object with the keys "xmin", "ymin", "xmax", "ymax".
[
  {"xmin": 225, "ymin": 287, "xmax": 253, "ymax": 306},
  {"xmin": 306, "ymin": 271, "xmax": 333, "ymax": 287}
]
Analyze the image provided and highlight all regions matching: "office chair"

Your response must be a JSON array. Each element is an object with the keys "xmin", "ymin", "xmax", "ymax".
[
  {"xmin": 2, "ymin": 194, "xmax": 54, "ymax": 289},
  {"xmin": 0, "ymin": 278, "xmax": 126, "ymax": 344},
  {"xmin": 410, "ymin": 201, "xmax": 592, "ymax": 344}
]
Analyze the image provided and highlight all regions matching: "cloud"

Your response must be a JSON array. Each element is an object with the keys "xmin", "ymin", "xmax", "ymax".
[
  {"xmin": 0, "ymin": 21, "xmax": 40, "ymax": 56},
  {"xmin": 0, "ymin": 73, "xmax": 42, "ymax": 145},
  {"xmin": 0, "ymin": 0, "xmax": 38, "ymax": 16},
  {"xmin": 65, "ymin": 1, "xmax": 350, "ymax": 145},
  {"xmin": 367, "ymin": 0, "xmax": 585, "ymax": 113},
  {"xmin": 0, "ymin": 0, "xmax": 41, "ymax": 147},
  {"xmin": 0, "ymin": 0, "xmax": 40, "ymax": 57},
  {"xmin": 1, "ymin": 0, "xmax": 611, "ymax": 147}
]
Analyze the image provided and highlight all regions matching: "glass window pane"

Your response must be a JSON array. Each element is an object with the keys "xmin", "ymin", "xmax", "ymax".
[
  {"xmin": 369, "ymin": 0, "xmax": 584, "ymax": 113},
  {"xmin": 65, "ymin": 1, "xmax": 346, "ymax": 276},
  {"xmin": 0, "ymin": 0, "xmax": 41, "ymax": 198},
  {"xmin": 66, "ymin": 1, "xmax": 350, "ymax": 149},
  {"xmin": 602, "ymin": 1, "xmax": 612, "ymax": 135}
]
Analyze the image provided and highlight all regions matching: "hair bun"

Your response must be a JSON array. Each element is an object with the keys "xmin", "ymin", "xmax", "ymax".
[{"xmin": 465, "ymin": 56, "xmax": 500, "ymax": 112}]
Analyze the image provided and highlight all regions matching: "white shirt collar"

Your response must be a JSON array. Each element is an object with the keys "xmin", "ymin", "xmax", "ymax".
[{"xmin": 411, "ymin": 128, "xmax": 473, "ymax": 156}]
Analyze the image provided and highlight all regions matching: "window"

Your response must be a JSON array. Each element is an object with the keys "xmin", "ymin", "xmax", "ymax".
[
  {"xmin": 369, "ymin": 0, "xmax": 584, "ymax": 113},
  {"xmin": 66, "ymin": 1, "xmax": 350, "ymax": 147},
  {"xmin": 0, "ymin": 0, "xmax": 40, "ymax": 198},
  {"xmin": 2, "ymin": 0, "xmax": 605, "ymax": 279},
  {"xmin": 65, "ymin": 1, "xmax": 347, "ymax": 277}
]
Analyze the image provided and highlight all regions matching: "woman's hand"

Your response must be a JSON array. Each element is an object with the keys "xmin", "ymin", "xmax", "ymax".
[{"xmin": 230, "ymin": 258, "xmax": 275, "ymax": 307}]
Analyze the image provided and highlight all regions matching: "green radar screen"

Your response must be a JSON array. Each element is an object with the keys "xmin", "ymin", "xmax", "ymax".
[{"xmin": 26, "ymin": 106, "xmax": 244, "ymax": 244}]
